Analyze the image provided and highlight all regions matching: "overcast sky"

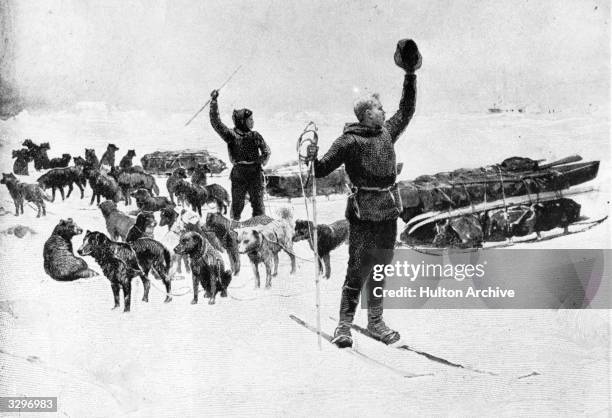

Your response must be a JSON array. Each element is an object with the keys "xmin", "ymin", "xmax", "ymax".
[{"xmin": 4, "ymin": 0, "xmax": 610, "ymax": 115}]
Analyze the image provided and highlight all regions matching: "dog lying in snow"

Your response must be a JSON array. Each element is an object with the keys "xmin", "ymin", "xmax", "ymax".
[{"xmin": 44, "ymin": 219, "xmax": 98, "ymax": 281}]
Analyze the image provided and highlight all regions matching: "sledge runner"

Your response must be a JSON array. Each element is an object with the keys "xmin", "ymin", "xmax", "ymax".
[{"xmin": 306, "ymin": 39, "xmax": 422, "ymax": 348}]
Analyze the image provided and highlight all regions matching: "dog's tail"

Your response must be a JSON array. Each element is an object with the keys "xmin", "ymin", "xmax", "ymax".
[
  {"xmin": 152, "ymin": 182, "xmax": 160, "ymax": 196},
  {"xmin": 79, "ymin": 268, "xmax": 99, "ymax": 279}
]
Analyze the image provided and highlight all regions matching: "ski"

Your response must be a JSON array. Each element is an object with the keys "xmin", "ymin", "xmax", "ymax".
[
  {"xmin": 330, "ymin": 316, "xmax": 497, "ymax": 376},
  {"xmin": 289, "ymin": 314, "xmax": 431, "ymax": 379}
]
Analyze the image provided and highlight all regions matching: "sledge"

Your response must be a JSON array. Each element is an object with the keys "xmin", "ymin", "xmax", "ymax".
[
  {"xmin": 400, "ymin": 214, "xmax": 608, "ymax": 251},
  {"xmin": 400, "ymin": 215, "xmax": 608, "ymax": 254},
  {"xmin": 396, "ymin": 155, "xmax": 602, "ymax": 248},
  {"xmin": 265, "ymin": 161, "xmax": 404, "ymax": 199},
  {"xmin": 397, "ymin": 155, "xmax": 599, "ymax": 223},
  {"xmin": 140, "ymin": 149, "xmax": 227, "ymax": 175},
  {"xmin": 407, "ymin": 186, "xmax": 594, "ymax": 235}
]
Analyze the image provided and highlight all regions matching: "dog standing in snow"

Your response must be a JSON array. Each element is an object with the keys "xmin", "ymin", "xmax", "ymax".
[
  {"xmin": 236, "ymin": 207, "xmax": 296, "ymax": 288},
  {"xmin": 159, "ymin": 207, "xmax": 192, "ymax": 280},
  {"xmin": 174, "ymin": 231, "xmax": 232, "ymax": 305}
]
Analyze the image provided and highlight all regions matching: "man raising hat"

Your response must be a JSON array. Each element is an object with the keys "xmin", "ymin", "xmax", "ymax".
[{"xmin": 305, "ymin": 39, "xmax": 422, "ymax": 348}]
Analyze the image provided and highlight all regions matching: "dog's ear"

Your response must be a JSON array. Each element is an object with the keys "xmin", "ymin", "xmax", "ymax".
[
  {"xmin": 192, "ymin": 233, "xmax": 204, "ymax": 253},
  {"xmin": 96, "ymin": 232, "xmax": 107, "ymax": 243}
]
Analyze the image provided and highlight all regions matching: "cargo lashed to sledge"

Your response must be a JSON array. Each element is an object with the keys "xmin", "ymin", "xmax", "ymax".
[
  {"xmin": 265, "ymin": 161, "xmax": 404, "ymax": 198},
  {"xmin": 397, "ymin": 156, "xmax": 598, "ymax": 221},
  {"xmin": 140, "ymin": 149, "xmax": 228, "ymax": 175},
  {"xmin": 396, "ymin": 155, "xmax": 601, "ymax": 247}
]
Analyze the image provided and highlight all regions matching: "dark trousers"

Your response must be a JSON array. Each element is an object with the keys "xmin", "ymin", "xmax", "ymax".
[
  {"xmin": 339, "ymin": 218, "xmax": 397, "ymax": 324},
  {"xmin": 230, "ymin": 165, "xmax": 265, "ymax": 221}
]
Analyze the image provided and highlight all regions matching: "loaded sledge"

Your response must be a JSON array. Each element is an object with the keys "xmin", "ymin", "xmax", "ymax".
[
  {"xmin": 396, "ymin": 155, "xmax": 603, "ymax": 248},
  {"xmin": 265, "ymin": 161, "xmax": 404, "ymax": 199},
  {"xmin": 140, "ymin": 149, "xmax": 227, "ymax": 176}
]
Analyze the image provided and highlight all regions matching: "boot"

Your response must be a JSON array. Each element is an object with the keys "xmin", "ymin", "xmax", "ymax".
[
  {"xmin": 367, "ymin": 303, "xmax": 400, "ymax": 345},
  {"xmin": 331, "ymin": 286, "xmax": 360, "ymax": 348},
  {"xmin": 331, "ymin": 321, "xmax": 353, "ymax": 348}
]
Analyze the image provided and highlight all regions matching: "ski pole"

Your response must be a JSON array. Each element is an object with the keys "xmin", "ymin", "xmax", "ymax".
[
  {"xmin": 184, "ymin": 65, "xmax": 243, "ymax": 127},
  {"xmin": 310, "ymin": 153, "xmax": 321, "ymax": 350},
  {"xmin": 297, "ymin": 121, "xmax": 321, "ymax": 349}
]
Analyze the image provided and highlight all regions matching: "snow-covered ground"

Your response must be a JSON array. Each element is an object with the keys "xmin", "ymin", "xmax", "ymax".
[{"xmin": 0, "ymin": 109, "xmax": 610, "ymax": 417}]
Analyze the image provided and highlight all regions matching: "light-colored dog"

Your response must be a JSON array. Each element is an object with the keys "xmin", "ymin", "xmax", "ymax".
[
  {"xmin": 236, "ymin": 207, "xmax": 296, "ymax": 288},
  {"xmin": 159, "ymin": 207, "xmax": 191, "ymax": 280},
  {"xmin": 98, "ymin": 200, "xmax": 136, "ymax": 242}
]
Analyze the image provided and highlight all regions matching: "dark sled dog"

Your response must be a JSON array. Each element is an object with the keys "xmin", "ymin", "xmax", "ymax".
[
  {"xmin": 1, "ymin": 173, "xmax": 51, "ymax": 217},
  {"xmin": 293, "ymin": 219, "xmax": 349, "ymax": 279},
  {"xmin": 174, "ymin": 231, "xmax": 232, "ymax": 305}
]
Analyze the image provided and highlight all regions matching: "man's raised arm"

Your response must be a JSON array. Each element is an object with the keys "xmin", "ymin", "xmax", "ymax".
[
  {"xmin": 385, "ymin": 73, "xmax": 417, "ymax": 142},
  {"xmin": 209, "ymin": 90, "xmax": 233, "ymax": 143},
  {"xmin": 385, "ymin": 39, "xmax": 421, "ymax": 142}
]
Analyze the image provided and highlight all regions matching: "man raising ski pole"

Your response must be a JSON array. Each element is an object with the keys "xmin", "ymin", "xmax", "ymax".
[
  {"xmin": 305, "ymin": 39, "xmax": 421, "ymax": 348},
  {"xmin": 209, "ymin": 89, "xmax": 271, "ymax": 220}
]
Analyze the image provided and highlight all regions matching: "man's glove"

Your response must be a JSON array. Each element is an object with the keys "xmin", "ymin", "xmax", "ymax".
[
  {"xmin": 305, "ymin": 144, "xmax": 318, "ymax": 162},
  {"xmin": 210, "ymin": 90, "xmax": 219, "ymax": 100},
  {"xmin": 394, "ymin": 39, "xmax": 422, "ymax": 73}
]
